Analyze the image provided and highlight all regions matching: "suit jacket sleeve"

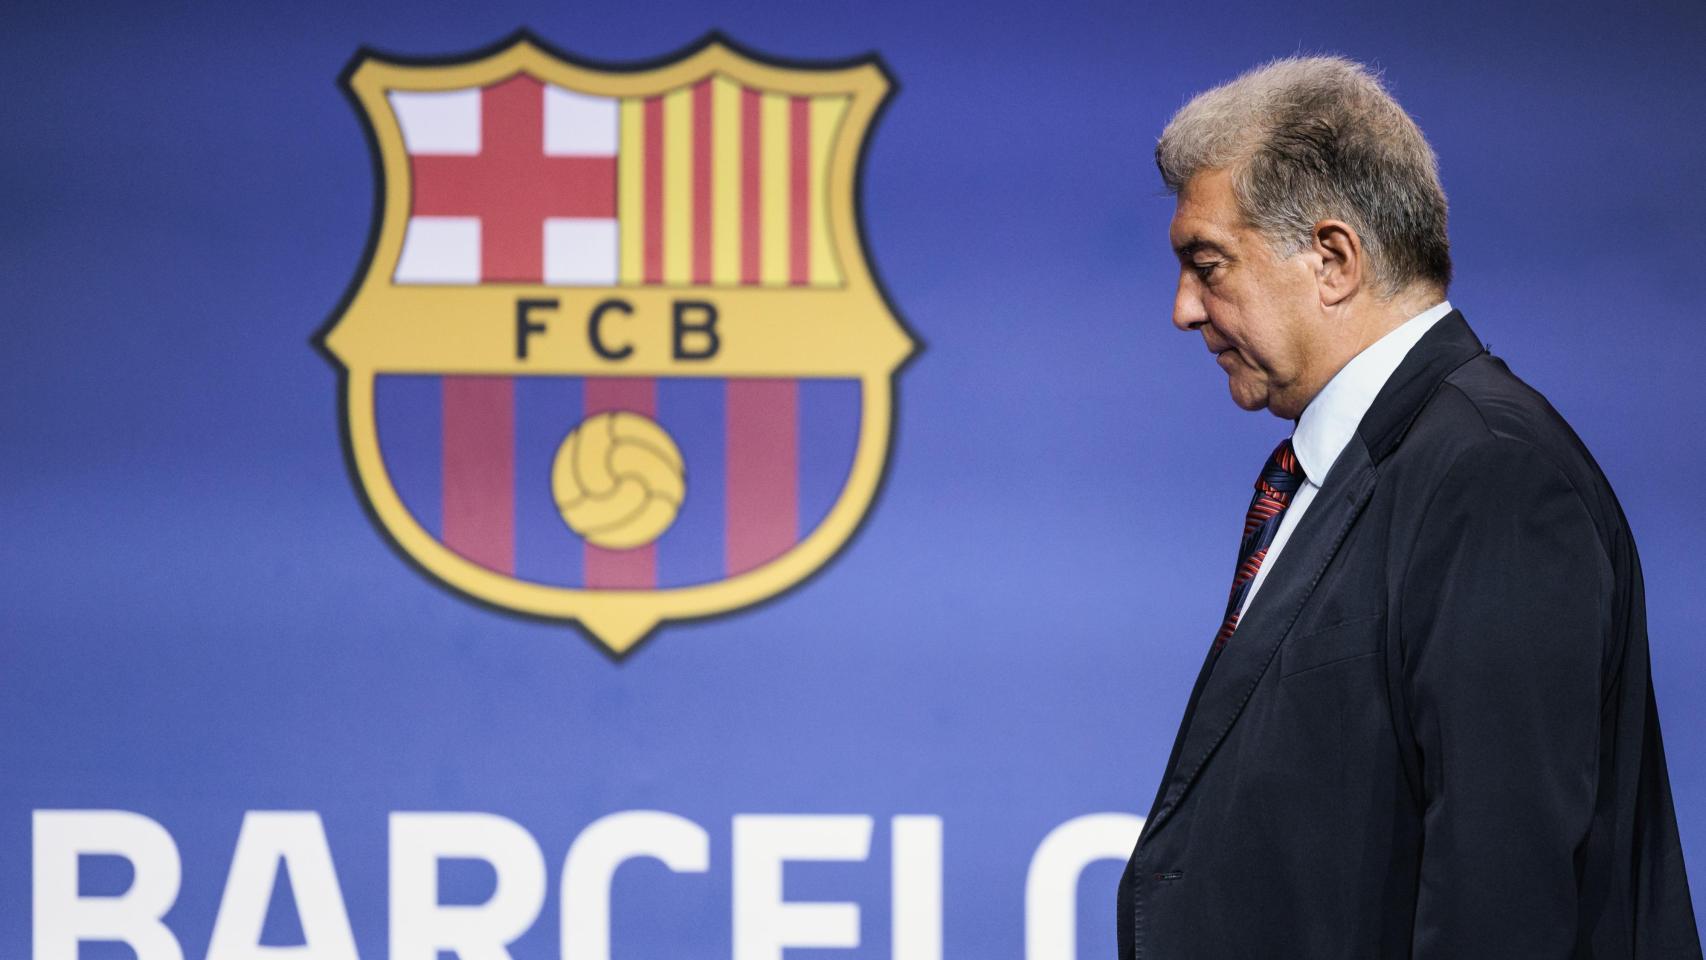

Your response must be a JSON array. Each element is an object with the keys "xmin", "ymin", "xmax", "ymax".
[{"xmin": 1399, "ymin": 435, "xmax": 1613, "ymax": 956}]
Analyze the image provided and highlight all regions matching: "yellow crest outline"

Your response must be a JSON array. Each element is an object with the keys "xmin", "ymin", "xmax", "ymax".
[{"xmin": 315, "ymin": 31, "xmax": 917, "ymax": 656}]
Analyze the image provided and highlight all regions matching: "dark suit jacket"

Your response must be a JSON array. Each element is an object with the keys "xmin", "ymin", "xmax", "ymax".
[{"xmin": 1118, "ymin": 312, "xmax": 1700, "ymax": 958}]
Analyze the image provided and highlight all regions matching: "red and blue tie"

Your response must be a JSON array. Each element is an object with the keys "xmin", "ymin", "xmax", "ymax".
[{"xmin": 1213, "ymin": 438, "xmax": 1306, "ymax": 651}]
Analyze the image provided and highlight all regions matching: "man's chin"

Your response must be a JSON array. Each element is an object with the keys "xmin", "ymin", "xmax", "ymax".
[{"xmin": 1227, "ymin": 380, "xmax": 1270, "ymax": 414}]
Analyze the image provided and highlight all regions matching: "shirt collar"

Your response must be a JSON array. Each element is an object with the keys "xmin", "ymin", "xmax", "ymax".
[{"xmin": 1291, "ymin": 301, "xmax": 1453, "ymax": 486}]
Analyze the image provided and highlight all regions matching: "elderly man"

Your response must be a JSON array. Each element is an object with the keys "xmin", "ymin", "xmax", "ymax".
[{"xmin": 1118, "ymin": 58, "xmax": 1700, "ymax": 957}]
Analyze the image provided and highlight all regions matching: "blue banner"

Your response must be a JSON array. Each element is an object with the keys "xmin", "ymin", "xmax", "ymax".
[{"xmin": 5, "ymin": 1, "xmax": 1705, "ymax": 956}]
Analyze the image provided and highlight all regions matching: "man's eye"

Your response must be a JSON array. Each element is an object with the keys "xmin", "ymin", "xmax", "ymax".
[{"xmin": 1191, "ymin": 261, "xmax": 1221, "ymax": 281}]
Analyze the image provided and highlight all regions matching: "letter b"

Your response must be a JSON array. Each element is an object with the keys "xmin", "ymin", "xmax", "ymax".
[
  {"xmin": 33, "ymin": 810, "xmax": 184, "ymax": 960},
  {"xmin": 671, "ymin": 300, "xmax": 720, "ymax": 360}
]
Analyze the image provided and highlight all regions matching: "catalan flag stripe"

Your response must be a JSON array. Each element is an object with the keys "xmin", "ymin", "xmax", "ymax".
[
  {"xmin": 662, "ymin": 85, "xmax": 692, "ymax": 285},
  {"xmin": 609, "ymin": 82, "xmax": 842, "ymax": 288},
  {"xmin": 617, "ymin": 98, "xmax": 645, "ymax": 284}
]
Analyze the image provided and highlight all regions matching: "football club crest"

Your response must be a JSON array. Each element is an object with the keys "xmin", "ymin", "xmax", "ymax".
[{"xmin": 317, "ymin": 32, "xmax": 916, "ymax": 655}]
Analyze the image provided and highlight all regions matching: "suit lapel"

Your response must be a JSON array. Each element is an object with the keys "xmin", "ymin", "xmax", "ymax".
[
  {"xmin": 1138, "ymin": 310, "xmax": 1487, "ymax": 844},
  {"xmin": 1140, "ymin": 442, "xmax": 1378, "ymax": 839}
]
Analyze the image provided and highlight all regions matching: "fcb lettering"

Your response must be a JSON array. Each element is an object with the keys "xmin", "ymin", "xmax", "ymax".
[
  {"xmin": 510, "ymin": 297, "xmax": 723, "ymax": 363},
  {"xmin": 316, "ymin": 33, "xmax": 917, "ymax": 653}
]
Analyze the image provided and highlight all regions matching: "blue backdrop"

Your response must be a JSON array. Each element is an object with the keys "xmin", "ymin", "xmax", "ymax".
[{"xmin": 5, "ymin": 0, "xmax": 1705, "ymax": 957}]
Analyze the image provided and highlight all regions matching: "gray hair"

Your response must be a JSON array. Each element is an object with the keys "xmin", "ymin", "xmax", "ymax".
[{"xmin": 1156, "ymin": 56, "xmax": 1451, "ymax": 296}]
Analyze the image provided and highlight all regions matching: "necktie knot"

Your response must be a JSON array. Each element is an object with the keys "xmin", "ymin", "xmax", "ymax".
[{"xmin": 1256, "ymin": 438, "xmax": 1305, "ymax": 498}]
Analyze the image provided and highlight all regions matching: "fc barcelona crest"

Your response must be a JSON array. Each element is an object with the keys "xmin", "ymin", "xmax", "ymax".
[{"xmin": 317, "ymin": 32, "xmax": 916, "ymax": 655}]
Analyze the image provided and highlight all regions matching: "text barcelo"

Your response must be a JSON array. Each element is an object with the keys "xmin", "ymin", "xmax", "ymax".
[{"xmin": 33, "ymin": 809, "xmax": 1141, "ymax": 959}]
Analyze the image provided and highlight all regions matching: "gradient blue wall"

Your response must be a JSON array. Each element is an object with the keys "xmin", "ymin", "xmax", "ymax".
[{"xmin": 5, "ymin": 0, "xmax": 1705, "ymax": 956}]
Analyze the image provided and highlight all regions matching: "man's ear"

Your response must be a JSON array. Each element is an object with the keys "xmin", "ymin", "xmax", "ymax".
[{"xmin": 1312, "ymin": 219, "xmax": 1363, "ymax": 307}]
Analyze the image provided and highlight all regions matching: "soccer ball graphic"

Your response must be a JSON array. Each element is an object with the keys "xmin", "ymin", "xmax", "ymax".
[{"xmin": 551, "ymin": 411, "xmax": 685, "ymax": 550}]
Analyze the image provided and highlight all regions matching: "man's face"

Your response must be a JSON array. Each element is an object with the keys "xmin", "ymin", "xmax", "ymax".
[{"xmin": 1168, "ymin": 169, "xmax": 1325, "ymax": 420}]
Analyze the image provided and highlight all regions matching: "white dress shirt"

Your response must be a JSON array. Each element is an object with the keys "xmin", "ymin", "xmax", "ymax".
[{"xmin": 1237, "ymin": 301, "xmax": 1455, "ymax": 617}]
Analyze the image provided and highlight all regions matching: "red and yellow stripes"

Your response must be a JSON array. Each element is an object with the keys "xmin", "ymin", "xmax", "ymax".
[{"xmin": 619, "ymin": 77, "xmax": 847, "ymax": 287}]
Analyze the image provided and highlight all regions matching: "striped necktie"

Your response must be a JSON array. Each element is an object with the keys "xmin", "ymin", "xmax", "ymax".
[{"xmin": 1212, "ymin": 438, "xmax": 1305, "ymax": 651}]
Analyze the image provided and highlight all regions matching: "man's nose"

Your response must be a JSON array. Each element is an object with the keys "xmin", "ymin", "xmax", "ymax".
[{"xmin": 1173, "ymin": 277, "xmax": 1207, "ymax": 332}]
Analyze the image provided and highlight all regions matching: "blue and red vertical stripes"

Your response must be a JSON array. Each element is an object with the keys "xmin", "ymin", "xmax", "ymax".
[{"xmin": 375, "ymin": 374, "xmax": 860, "ymax": 590}]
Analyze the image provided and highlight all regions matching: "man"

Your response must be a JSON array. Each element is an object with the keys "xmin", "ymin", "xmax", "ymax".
[{"xmin": 1118, "ymin": 57, "xmax": 1700, "ymax": 957}]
